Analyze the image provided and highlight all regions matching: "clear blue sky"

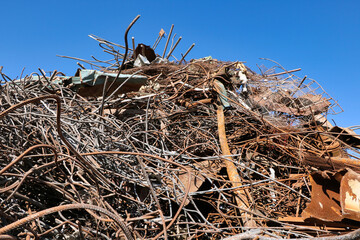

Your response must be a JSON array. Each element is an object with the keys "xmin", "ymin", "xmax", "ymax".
[{"xmin": 1, "ymin": 0, "xmax": 359, "ymax": 128}]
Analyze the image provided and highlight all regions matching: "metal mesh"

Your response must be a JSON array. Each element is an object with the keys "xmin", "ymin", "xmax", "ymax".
[{"xmin": 243, "ymin": 61, "xmax": 343, "ymax": 127}]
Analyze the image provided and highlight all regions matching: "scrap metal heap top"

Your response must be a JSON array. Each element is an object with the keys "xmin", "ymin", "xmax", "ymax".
[{"xmin": 0, "ymin": 17, "xmax": 359, "ymax": 239}]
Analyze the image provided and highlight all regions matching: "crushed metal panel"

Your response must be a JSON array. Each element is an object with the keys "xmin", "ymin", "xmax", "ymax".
[
  {"xmin": 52, "ymin": 69, "xmax": 147, "ymax": 97},
  {"xmin": 303, "ymin": 169, "xmax": 360, "ymax": 222},
  {"xmin": 340, "ymin": 169, "xmax": 360, "ymax": 220},
  {"xmin": 133, "ymin": 43, "xmax": 156, "ymax": 62},
  {"xmin": 302, "ymin": 170, "xmax": 346, "ymax": 222},
  {"xmin": 76, "ymin": 69, "xmax": 147, "ymax": 97}
]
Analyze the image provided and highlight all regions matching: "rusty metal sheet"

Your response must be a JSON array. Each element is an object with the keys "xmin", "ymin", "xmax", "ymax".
[
  {"xmin": 302, "ymin": 170, "xmax": 346, "ymax": 222},
  {"xmin": 303, "ymin": 169, "xmax": 360, "ymax": 222},
  {"xmin": 173, "ymin": 160, "xmax": 224, "ymax": 206},
  {"xmin": 165, "ymin": 162, "xmax": 207, "ymax": 206}
]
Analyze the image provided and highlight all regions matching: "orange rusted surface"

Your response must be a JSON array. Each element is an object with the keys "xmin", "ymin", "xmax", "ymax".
[{"xmin": 217, "ymin": 105, "xmax": 255, "ymax": 226}]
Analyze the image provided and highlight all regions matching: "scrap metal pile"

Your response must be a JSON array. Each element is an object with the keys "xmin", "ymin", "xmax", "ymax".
[{"xmin": 0, "ymin": 16, "xmax": 360, "ymax": 239}]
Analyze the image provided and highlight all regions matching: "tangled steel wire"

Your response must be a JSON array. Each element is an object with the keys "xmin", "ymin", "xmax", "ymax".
[
  {"xmin": 0, "ymin": 15, "xmax": 360, "ymax": 240},
  {"xmin": 0, "ymin": 57, "xmax": 359, "ymax": 240}
]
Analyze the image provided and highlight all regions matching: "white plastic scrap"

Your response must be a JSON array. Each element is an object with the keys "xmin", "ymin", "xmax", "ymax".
[
  {"xmin": 269, "ymin": 168, "xmax": 277, "ymax": 202},
  {"xmin": 134, "ymin": 54, "xmax": 151, "ymax": 67},
  {"xmin": 238, "ymin": 71, "xmax": 248, "ymax": 93}
]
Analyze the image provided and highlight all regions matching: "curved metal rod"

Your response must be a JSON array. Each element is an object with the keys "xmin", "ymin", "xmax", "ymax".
[
  {"xmin": 101, "ymin": 15, "xmax": 140, "ymax": 115},
  {"xmin": 0, "ymin": 203, "xmax": 133, "ymax": 240},
  {"xmin": 80, "ymin": 151, "xmax": 191, "ymax": 239},
  {"xmin": 0, "ymin": 96, "xmax": 133, "ymax": 239}
]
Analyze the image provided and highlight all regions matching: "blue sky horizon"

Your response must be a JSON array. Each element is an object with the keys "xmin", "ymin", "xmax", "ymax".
[{"xmin": 1, "ymin": 0, "xmax": 359, "ymax": 128}]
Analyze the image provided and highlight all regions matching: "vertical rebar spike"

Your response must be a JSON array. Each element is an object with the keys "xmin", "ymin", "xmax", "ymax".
[
  {"xmin": 152, "ymin": 35, "xmax": 160, "ymax": 49},
  {"xmin": 166, "ymin": 37, "xmax": 182, "ymax": 59},
  {"xmin": 153, "ymin": 37, "xmax": 162, "ymax": 50},
  {"xmin": 132, "ymin": 37, "xmax": 135, "ymax": 53},
  {"xmin": 179, "ymin": 43, "xmax": 195, "ymax": 63},
  {"xmin": 162, "ymin": 24, "xmax": 174, "ymax": 58}
]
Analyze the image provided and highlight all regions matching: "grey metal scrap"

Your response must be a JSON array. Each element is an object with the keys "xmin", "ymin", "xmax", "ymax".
[
  {"xmin": 56, "ymin": 69, "xmax": 147, "ymax": 97},
  {"xmin": 16, "ymin": 69, "xmax": 148, "ymax": 97}
]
